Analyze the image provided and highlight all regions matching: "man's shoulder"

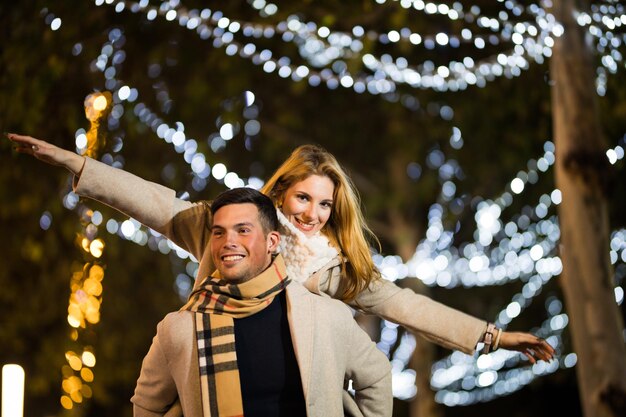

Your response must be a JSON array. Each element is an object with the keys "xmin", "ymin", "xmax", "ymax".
[
  {"xmin": 154, "ymin": 311, "xmax": 197, "ymax": 357},
  {"xmin": 158, "ymin": 310, "xmax": 195, "ymax": 335}
]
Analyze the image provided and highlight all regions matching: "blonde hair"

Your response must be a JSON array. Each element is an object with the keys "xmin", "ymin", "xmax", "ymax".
[{"xmin": 261, "ymin": 144, "xmax": 380, "ymax": 302}]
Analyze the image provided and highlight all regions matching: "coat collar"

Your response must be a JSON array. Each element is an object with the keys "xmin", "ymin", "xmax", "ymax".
[{"xmin": 284, "ymin": 283, "xmax": 314, "ymax": 398}]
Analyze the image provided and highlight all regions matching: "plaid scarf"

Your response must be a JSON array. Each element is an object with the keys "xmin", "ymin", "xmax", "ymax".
[{"xmin": 182, "ymin": 255, "xmax": 290, "ymax": 417}]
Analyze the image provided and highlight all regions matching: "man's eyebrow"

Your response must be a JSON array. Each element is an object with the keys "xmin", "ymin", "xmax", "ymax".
[
  {"xmin": 210, "ymin": 222, "xmax": 255, "ymax": 231},
  {"xmin": 234, "ymin": 222, "xmax": 255, "ymax": 228}
]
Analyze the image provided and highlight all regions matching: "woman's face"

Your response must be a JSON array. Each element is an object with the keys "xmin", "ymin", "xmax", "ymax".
[{"xmin": 281, "ymin": 175, "xmax": 335, "ymax": 237}]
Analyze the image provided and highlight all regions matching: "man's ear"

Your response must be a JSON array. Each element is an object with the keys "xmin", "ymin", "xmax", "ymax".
[{"xmin": 267, "ymin": 231, "xmax": 280, "ymax": 253}]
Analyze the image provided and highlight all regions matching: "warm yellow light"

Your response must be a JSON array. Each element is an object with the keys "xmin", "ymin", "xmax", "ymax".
[
  {"xmin": 2, "ymin": 364, "xmax": 24, "ymax": 417},
  {"xmin": 93, "ymin": 95, "xmax": 107, "ymax": 111},
  {"xmin": 67, "ymin": 314, "xmax": 81, "ymax": 328},
  {"xmin": 81, "ymin": 238, "xmax": 90, "ymax": 252},
  {"xmin": 68, "ymin": 356, "xmax": 82, "ymax": 371},
  {"xmin": 83, "ymin": 278, "xmax": 102, "ymax": 296},
  {"xmin": 85, "ymin": 309, "xmax": 100, "ymax": 324},
  {"xmin": 60, "ymin": 396, "xmax": 73, "ymax": 410},
  {"xmin": 89, "ymin": 239, "xmax": 104, "ymax": 258},
  {"xmin": 85, "ymin": 298, "xmax": 101, "ymax": 324},
  {"xmin": 72, "ymin": 270, "xmax": 84, "ymax": 281},
  {"xmin": 62, "ymin": 378, "xmax": 71, "ymax": 394},
  {"xmin": 68, "ymin": 303, "xmax": 82, "ymax": 318},
  {"xmin": 81, "ymin": 384, "xmax": 93, "ymax": 398},
  {"xmin": 61, "ymin": 365, "xmax": 73, "ymax": 378},
  {"xmin": 89, "ymin": 265, "xmax": 104, "ymax": 281},
  {"xmin": 65, "ymin": 376, "xmax": 82, "ymax": 393},
  {"xmin": 70, "ymin": 390, "xmax": 83, "ymax": 403},
  {"xmin": 77, "ymin": 295, "xmax": 87, "ymax": 310},
  {"xmin": 85, "ymin": 296, "xmax": 98, "ymax": 309},
  {"xmin": 80, "ymin": 368, "xmax": 94, "ymax": 382},
  {"xmin": 81, "ymin": 351, "xmax": 96, "ymax": 368}
]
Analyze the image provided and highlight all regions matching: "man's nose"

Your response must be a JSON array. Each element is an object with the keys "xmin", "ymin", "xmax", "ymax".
[{"xmin": 224, "ymin": 231, "xmax": 238, "ymax": 246}]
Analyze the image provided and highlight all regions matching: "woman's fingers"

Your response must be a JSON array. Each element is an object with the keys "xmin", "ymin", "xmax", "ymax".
[
  {"xmin": 536, "ymin": 338, "xmax": 555, "ymax": 360},
  {"xmin": 7, "ymin": 132, "xmax": 34, "ymax": 144},
  {"xmin": 527, "ymin": 339, "xmax": 555, "ymax": 362},
  {"xmin": 7, "ymin": 133, "xmax": 39, "ymax": 154},
  {"xmin": 500, "ymin": 331, "xmax": 556, "ymax": 362},
  {"xmin": 6, "ymin": 132, "xmax": 67, "ymax": 167}
]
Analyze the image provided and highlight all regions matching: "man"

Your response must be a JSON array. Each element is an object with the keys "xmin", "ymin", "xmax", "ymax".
[{"xmin": 132, "ymin": 187, "xmax": 392, "ymax": 417}]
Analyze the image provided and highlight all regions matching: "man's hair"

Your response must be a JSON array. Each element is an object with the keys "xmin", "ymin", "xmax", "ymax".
[{"xmin": 210, "ymin": 187, "xmax": 279, "ymax": 233}]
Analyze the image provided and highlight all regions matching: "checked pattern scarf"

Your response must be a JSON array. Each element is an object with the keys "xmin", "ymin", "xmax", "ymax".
[{"xmin": 182, "ymin": 255, "xmax": 290, "ymax": 417}]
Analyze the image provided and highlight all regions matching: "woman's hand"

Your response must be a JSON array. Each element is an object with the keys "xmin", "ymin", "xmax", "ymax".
[
  {"xmin": 6, "ymin": 133, "xmax": 85, "ymax": 175},
  {"xmin": 498, "ymin": 331, "xmax": 555, "ymax": 363}
]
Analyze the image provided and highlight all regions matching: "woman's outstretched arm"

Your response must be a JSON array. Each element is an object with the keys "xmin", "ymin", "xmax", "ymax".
[
  {"xmin": 7, "ymin": 133, "xmax": 85, "ymax": 175},
  {"xmin": 6, "ymin": 133, "xmax": 212, "ymax": 263},
  {"xmin": 310, "ymin": 261, "xmax": 555, "ymax": 361}
]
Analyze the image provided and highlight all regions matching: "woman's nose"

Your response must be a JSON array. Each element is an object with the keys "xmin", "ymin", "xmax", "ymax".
[{"xmin": 303, "ymin": 205, "xmax": 316, "ymax": 221}]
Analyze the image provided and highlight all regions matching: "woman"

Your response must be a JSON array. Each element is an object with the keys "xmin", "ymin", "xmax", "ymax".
[{"xmin": 7, "ymin": 133, "xmax": 554, "ymax": 361}]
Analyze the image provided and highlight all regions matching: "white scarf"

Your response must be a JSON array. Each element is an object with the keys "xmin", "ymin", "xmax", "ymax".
[{"xmin": 276, "ymin": 209, "xmax": 339, "ymax": 284}]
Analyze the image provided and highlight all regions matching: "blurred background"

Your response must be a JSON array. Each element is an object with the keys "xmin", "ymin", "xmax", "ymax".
[{"xmin": 1, "ymin": 1, "xmax": 625, "ymax": 416}]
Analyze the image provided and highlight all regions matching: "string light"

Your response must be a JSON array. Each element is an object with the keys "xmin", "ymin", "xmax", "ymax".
[
  {"xmin": 101, "ymin": 0, "xmax": 568, "ymax": 92},
  {"xmin": 41, "ymin": 0, "xmax": 626, "ymax": 408},
  {"xmin": 60, "ymin": 93, "xmax": 111, "ymax": 411},
  {"xmin": 97, "ymin": 0, "xmax": 626, "ymax": 96},
  {"xmin": 576, "ymin": 4, "xmax": 626, "ymax": 95},
  {"xmin": 374, "ymin": 138, "xmax": 624, "ymax": 403}
]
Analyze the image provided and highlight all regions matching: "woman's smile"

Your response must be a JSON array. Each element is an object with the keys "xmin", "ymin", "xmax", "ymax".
[{"xmin": 281, "ymin": 175, "xmax": 335, "ymax": 237}]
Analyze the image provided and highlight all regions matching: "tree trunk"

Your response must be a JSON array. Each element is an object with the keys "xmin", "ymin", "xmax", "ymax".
[{"xmin": 550, "ymin": 1, "xmax": 626, "ymax": 416}]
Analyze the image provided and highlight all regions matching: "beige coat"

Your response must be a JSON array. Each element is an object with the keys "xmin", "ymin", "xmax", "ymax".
[
  {"xmin": 74, "ymin": 157, "xmax": 486, "ymax": 353},
  {"xmin": 131, "ymin": 281, "xmax": 392, "ymax": 417}
]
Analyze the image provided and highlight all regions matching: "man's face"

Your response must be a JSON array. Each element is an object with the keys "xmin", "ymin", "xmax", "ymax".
[{"xmin": 210, "ymin": 203, "xmax": 280, "ymax": 284}]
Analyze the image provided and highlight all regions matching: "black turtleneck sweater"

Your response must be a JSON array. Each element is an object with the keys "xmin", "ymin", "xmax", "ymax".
[{"xmin": 234, "ymin": 290, "xmax": 307, "ymax": 416}]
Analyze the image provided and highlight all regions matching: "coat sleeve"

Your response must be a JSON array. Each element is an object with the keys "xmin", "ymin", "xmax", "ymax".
[
  {"xmin": 132, "ymin": 321, "xmax": 180, "ymax": 417},
  {"xmin": 72, "ymin": 157, "xmax": 211, "ymax": 260},
  {"xmin": 343, "ymin": 313, "xmax": 393, "ymax": 417},
  {"xmin": 313, "ymin": 263, "xmax": 487, "ymax": 354}
]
